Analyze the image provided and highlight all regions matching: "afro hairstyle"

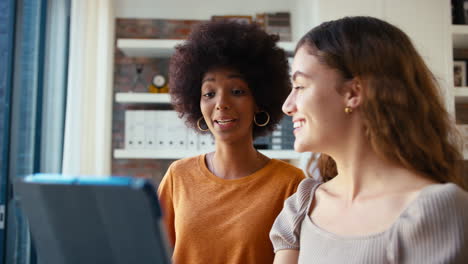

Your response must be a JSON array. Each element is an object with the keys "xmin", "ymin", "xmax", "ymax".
[{"xmin": 169, "ymin": 20, "xmax": 291, "ymax": 138}]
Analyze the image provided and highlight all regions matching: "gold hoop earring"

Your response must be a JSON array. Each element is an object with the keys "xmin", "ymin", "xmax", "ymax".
[
  {"xmin": 344, "ymin": 107, "xmax": 353, "ymax": 114},
  {"xmin": 197, "ymin": 117, "xmax": 210, "ymax": 131},
  {"xmin": 254, "ymin": 111, "xmax": 270, "ymax": 127}
]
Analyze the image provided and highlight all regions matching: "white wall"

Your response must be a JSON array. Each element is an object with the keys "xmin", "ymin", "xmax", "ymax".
[{"xmin": 383, "ymin": 0, "xmax": 453, "ymax": 112}]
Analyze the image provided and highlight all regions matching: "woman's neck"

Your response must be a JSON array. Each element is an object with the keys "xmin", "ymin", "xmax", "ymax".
[
  {"xmin": 208, "ymin": 141, "xmax": 269, "ymax": 180},
  {"xmin": 325, "ymin": 136, "xmax": 433, "ymax": 203}
]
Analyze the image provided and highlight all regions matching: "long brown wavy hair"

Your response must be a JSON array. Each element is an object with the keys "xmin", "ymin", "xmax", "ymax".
[{"xmin": 300, "ymin": 16, "xmax": 466, "ymax": 189}]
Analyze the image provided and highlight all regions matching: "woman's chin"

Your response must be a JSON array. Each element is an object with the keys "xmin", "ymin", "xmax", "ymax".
[{"xmin": 293, "ymin": 142, "xmax": 310, "ymax": 153}]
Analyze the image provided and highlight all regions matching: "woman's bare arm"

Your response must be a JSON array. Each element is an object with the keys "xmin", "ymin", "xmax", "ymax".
[{"xmin": 273, "ymin": 250, "xmax": 299, "ymax": 264}]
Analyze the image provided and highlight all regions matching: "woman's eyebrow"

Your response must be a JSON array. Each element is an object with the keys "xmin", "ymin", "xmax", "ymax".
[
  {"xmin": 291, "ymin": 71, "xmax": 312, "ymax": 81},
  {"xmin": 201, "ymin": 77, "xmax": 214, "ymax": 84}
]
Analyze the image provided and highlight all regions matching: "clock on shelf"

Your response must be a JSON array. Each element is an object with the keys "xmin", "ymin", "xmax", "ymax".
[{"xmin": 148, "ymin": 74, "xmax": 169, "ymax": 93}]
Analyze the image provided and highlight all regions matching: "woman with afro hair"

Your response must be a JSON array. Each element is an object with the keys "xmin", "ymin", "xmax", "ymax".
[{"xmin": 157, "ymin": 20, "xmax": 305, "ymax": 264}]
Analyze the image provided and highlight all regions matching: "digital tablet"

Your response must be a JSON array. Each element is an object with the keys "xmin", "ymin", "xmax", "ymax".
[{"xmin": 15, "ymin": 174, "xmax": 172, "ymax": 264}]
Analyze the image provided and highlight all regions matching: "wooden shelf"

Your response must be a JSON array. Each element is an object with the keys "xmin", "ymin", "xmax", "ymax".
[
  {"xmin": 454, "ymin": 87, "xmax": 468, "ymax": 103},
  {"xmin": 115, "ymin": 93, "xmax": 170, "ymax": 104},
  {"xmin": 117, "ymin": 38, "xmax": 296, "ymax": 58},
  {"xmin": 114, "ymin": 149, "xmax": 301, "ymax": 160},
  {"xmin": 452, "ymin": 25, "xmax": 468, "ymax": 48},
  {"xmin": 117, "ymin": 39, "xmax": 184, "ymax": 57}
]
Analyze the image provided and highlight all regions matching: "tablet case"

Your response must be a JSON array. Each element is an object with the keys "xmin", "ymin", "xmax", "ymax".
[{"xmin": 15, "ymin": 174, "xmax": 172, "ymax": 264}]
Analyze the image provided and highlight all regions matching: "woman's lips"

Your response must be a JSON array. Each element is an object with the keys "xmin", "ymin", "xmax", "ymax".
[{"xmin": 214, "ymin": 119, "xmax": 237, "ymax": 130}]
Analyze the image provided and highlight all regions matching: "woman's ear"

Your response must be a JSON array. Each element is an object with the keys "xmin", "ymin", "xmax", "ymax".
[{"xmin": 343, "ymin": 77, "xmax": 363, "ymax": 108}]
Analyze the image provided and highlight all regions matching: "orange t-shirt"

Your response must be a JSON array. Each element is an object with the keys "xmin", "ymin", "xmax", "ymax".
[{"xmin": 157, "ymin": 154, "xmax": 305, "ymax": 264}]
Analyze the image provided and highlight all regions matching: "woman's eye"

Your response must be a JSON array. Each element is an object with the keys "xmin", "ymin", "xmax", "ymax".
[
  {"xmin": 293, "ymin": 86, "xmax": 304, "ymax": 90},
  {"xmin": 203, "ymin": 92, "xmax": 215, "ymax": 98},
  {"xmin": 232, "ymin": 89, "xmax": 245, "ymax": 95}
]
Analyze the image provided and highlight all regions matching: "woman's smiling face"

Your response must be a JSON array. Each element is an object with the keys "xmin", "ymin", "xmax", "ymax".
[
  {"xmin": 282, "ymin": 46, "xmax": 350, "ymax": 153},
  {"xmin": 200, "ymin": 67, "xmax": 257, "ymax": 144}
]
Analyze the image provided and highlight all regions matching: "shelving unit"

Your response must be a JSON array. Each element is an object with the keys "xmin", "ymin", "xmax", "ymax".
[
  {"xmin": 117, "ymin": 38, "xmax": 296, "ymax": 58},
  {"xmin": 115, "ymin": 92, "xmax": 170, "ymax": 103},
  {"xmin": 452, "ymin": 25, "xmax": 468, "ymax": 49},
  {"xmin": 114, "ymin": 91, "xmax": 301, "ymax": 160},
  {"xmin": 452, "ymin": 25, "xmax": 468, "ymax": 107},
  {"xmin": 114, "ymin": 149, "xmax": 301, "ymax": 160},
  {"xmin": 454, "ymin": 87, "xmax": 468, "ymax": 103},
  {"xmin": 117, "ymin": 39, "xmax": 184, "ymax": 57},
  {"xmin": 114, "ymin": 37, "xmax": 301, "ymax": 162},
  {"xmin": 452, "ymin": 25, "xmax": 468, "ymax": 160}
]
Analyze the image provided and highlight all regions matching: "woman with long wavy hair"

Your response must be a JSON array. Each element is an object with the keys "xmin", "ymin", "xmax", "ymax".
[{"xmin": 270, "ymin": 16, "xmax": 468, "ymax": 263}]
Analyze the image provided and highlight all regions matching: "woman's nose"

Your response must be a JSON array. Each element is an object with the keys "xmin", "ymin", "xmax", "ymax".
[
  {"xmin": 215, "ymin": 94, "xmax": 230, "ymax": 110},
  {"xmin": 216, "ymin": 104, "xmax": 229, "ymax": 110},
  {"xmin": 282, "ymin": 92, "xmax": 296, "ymax": 116}
]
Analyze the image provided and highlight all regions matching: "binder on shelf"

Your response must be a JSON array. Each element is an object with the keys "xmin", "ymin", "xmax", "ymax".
[
  {"xmin": 269, "ymin": 116, "xmax": 294, "ymax": 150},
  {"xmin": 134, "ymin": 110, "xmax": 146, "ymax": 149},
  {"xmin": 125, "ymin": 110, "xmax": 146, "ymax": 150},
  {"xmin": 165, "ymin": 111, "xmax": 187, "ymax": 150},
  {"xmin": 154, "ymin": 110, "xmax": 169, "ymax": 150},
  {"xmin": 280, "ymin": 116, "xmax": 294, "ymax": 150},
  {"xmin": 272, "ymin": 137, "xmax": 281, "ymax": 145},
  {"xmin": 271, "ymin": 126, "xmax": 282, "ymax": 150},
  {"xmin": 198, "ymin": 133, "xmax": 215, "ymax": 152},
  {"xmin": 125, "ymin": 110, "xmax": 134, "ymax": 149},
  {"xmin": 144, "ymin": 111, "xmax": 157, "ymax": 149},
  {"xmin": 254, "ymin": 135, "xmax": 272, "ymax": 149},
  {"xmin": 186, "ymin": 129, "xmax": 199, "ymax": 151}
]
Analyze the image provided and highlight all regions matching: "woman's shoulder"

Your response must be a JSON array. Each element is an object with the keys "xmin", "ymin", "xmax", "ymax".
[
  {"xmin": 269, "ymin": 178, "xmax": 321, "ymax": 251},
  {"xmin": 284, "ymin": 178, "xmax": 321, "ymax": 211},
  {"xmin": 162, "ymin": 155, "xmax": 204, "ymax": 182},
  {"xmin": 399, "ymin": 183, "xmax": 468, "ymax": 225},
  {"xmin": 411, "ymin": 183, "xmax": 468, "ymax": 212},
  {"xmin": 160, "ymin": 154, "xmax": 205, "ymax": 189},
  {"xmin": 392, "ymin": 183, "xmax": 468, "ymax": 262},
  {"xmin": 270, "ymin": 177, "xmax": 320, "ymax": 216},
  {"xmin": 168, "ymin": 154, "xmax": 203, "ymax": 171}
]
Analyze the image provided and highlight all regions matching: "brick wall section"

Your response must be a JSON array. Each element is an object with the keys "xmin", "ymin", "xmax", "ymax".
[{"xmin": 112, "ymin": 19, "xmax": 204, "ymax": 185}]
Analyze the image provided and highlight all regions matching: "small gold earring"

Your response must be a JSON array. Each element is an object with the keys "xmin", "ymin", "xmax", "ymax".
[{"xmin": 344, "ymin": 107, "xmax": 353, "ymax": 114}]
